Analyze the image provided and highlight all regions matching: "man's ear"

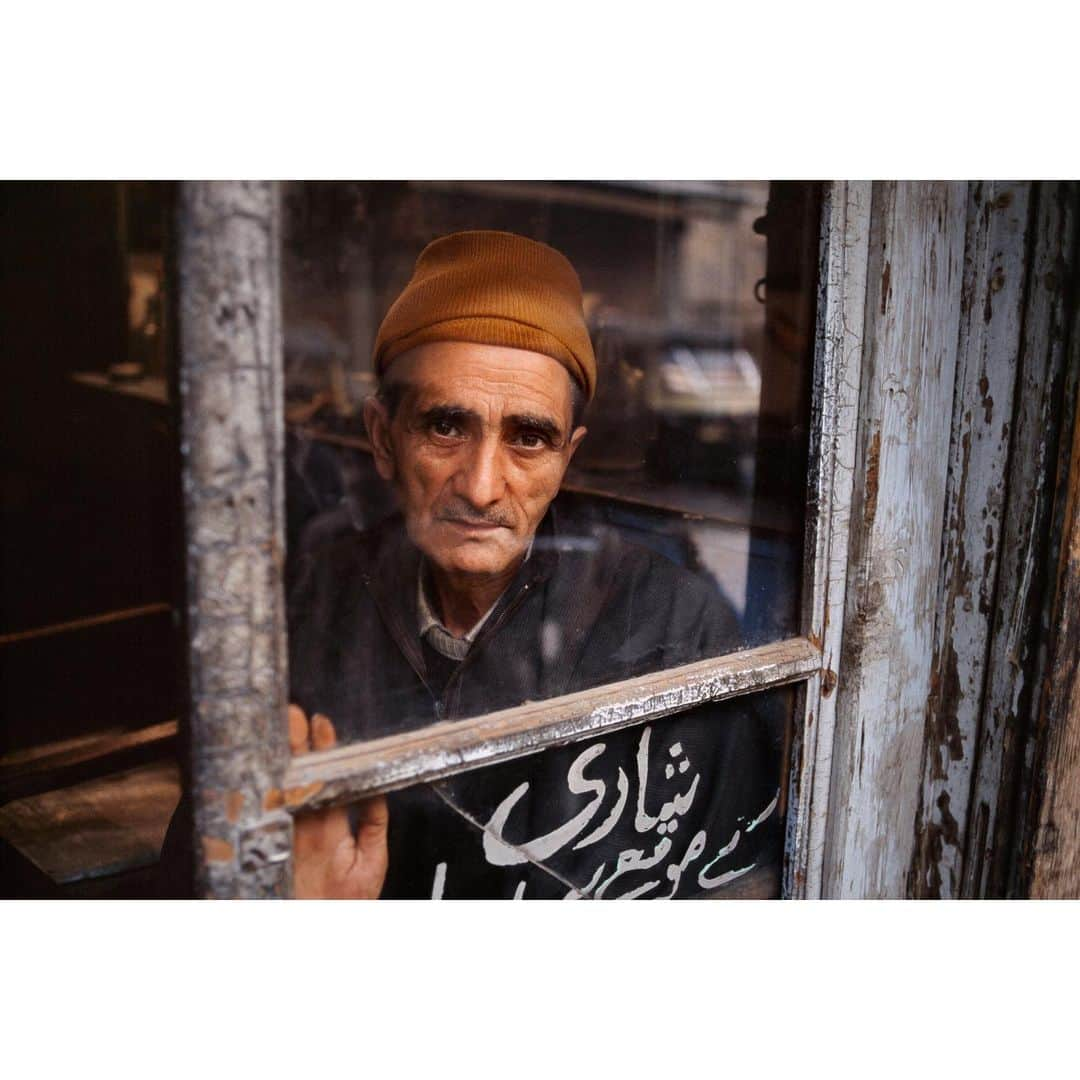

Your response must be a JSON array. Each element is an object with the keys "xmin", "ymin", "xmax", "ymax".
[
  {"xmin": 363, "ymin": 396, "xmax": 396, "ymax": 482},
  {"xmin": 566, "ymin": 425, "xmax": 588, "ymax": 462}
]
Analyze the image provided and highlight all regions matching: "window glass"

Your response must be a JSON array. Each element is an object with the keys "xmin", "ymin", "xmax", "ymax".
[
  {"xmin": 318, "ymin": 686, "xmax": 794, "ymax": 900},
  {"xmin": 283, "ymin": 182, "xmax": 820, "ymax": 747}
]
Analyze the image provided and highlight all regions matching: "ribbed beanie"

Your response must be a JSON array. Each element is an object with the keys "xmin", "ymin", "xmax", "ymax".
[{"xmin": 372, "ymin": 230, "xmax": 597, "ymax": 401}]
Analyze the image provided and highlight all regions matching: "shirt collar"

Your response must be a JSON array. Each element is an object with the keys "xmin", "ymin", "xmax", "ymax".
[{"xmin": 417, "ymin": 538, "xmax": 533, "ymax": 660}]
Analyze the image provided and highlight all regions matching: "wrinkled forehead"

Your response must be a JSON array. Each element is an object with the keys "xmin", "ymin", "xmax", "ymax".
[{"xmin": 388, "ymin": 341, "xmax": 576, "ymax": 423}]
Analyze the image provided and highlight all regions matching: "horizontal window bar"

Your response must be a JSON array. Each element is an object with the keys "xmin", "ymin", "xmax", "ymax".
[
  {"xmin": 280, "ymin": 636, "xmax": 822, "ymax": 813},
  {"xmin": 0, "ymin": 720, "xmax": 177, "ymax": 805},
  {"xmin": 0, "ymin": 602, "xmax": 172, "ymax": 648}
]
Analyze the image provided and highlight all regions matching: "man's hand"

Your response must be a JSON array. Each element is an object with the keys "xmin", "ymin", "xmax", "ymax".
[{"xmin": 288, "ymin": 704, "xmax": 389, "ymax": 899}]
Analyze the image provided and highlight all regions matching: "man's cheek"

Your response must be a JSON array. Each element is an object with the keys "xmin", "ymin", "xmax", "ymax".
[
  {"xmin": 523, "ymin": 465, "xmax": 564, "ymax": 512},
  {"xmin": 406, "ymin": 462, "xmax": 444, "ymax": 510}
]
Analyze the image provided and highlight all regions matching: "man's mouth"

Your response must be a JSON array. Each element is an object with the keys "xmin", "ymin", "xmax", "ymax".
[
  {"xmin": 442, "ymin": 518, "xmax": 506, "ymax": 532},
  {"xmin": 436, "ymin": 502, "xmax": 513, "ymax": 531}
]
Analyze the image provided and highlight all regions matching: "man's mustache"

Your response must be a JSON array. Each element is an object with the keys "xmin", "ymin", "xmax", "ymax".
[{"xmin": 436, "ymin": 498, "xmax": 514, "ymax": 528}]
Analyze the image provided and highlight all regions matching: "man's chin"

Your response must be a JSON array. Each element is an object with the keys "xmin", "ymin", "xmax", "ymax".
[{"xmin": 424, "ymin": 538, "xmax": 522, "ymax": 580}]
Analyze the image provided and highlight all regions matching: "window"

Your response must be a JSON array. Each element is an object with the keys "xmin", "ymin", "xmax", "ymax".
[{"xmin": 177, "ymin": 180, "xmax": 870, "ymax": 899}]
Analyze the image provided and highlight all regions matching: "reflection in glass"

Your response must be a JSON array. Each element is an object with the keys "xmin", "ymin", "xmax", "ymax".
[{"xmin": 283, "ymin": 182, "xmax": 820, "ymax": 747}]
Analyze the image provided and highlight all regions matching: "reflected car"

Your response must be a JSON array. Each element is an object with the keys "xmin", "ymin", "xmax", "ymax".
[{"xmin": 644, "ymin": 340, "xmax": 761, "ymax": 487}]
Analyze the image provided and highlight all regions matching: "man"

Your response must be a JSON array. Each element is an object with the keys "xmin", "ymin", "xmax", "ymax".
[{"xmin": 286, "ymin": 231, "xmax": 783, "ymax": 899}]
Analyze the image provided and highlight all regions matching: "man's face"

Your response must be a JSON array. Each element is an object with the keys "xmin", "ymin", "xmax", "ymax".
[{"xmin": 364, "ymin": 341, "xmax": 587, "ymax": 581}]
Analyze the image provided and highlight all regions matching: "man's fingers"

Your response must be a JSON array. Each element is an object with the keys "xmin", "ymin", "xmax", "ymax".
[
  {"xmin": 356, "ymin": 794, "xmax": 389, "ymax": 835},
  {"xmin": 289, "ymin": 709, "xmax": 387, "ymax": 897},
  {"xmin": 311, "ymin": 712, "xmax": 338, "ymax": 752},
  {"xmin": 353, "ymin": 795, "xmax": 390, "ymax": 896},
  {"xmin": 288, "ymin": 704, "xmax": 310, "ymax": 755}
]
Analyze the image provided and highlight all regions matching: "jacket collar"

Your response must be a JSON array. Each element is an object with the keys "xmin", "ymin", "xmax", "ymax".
[{"xmin": 360, "ymin": 506, "xmax": 563, "ymax": 680}]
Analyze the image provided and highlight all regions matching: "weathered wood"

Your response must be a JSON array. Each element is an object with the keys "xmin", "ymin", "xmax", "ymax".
[
  {"xmin": 1027, "ymin": 383, "xmax": 1080, "ymax": 895},
  {"xmin": 962, "ymin": 182, "xmax": 1079, "ymax": 897},
  {"xmin": 1023, "ymin": 201, "xmax": 1080, "ymax": 897},
  {"xmin": 784, "ymin": 181, "xmax": 871, "ymax": 898},
  {"xmin": 822, "ymin": 182, "xmax": 969, "ymax": 898},
  {"xmin": 908, "ymin": 182, "xmax": 1032, "ymax": 897},
  {"xmin": 281, "ymin": 636, "xmax": 820, "ymax": 812},
  {"xmin": 70, "ymin": 371, "xmax": 170, "ymax": 408},
  {"xmin": 0, "ymin": 760, "xmax": 180, "ymax": 885},
  {"xmin": 0, "ymin": 602, "xmax": 172, "ymax": 647},
  {"xmin": 0, "ymin": 720, "xmax": 177, "ymax": 805},
  {"xmin": 177, "ymin": 182, "xmax": 292, "ymax": 898}
]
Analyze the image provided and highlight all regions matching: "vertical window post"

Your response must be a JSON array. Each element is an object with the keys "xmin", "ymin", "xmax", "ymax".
[{"xmin": 177, "ymin": 181, "xmax": 292, "ymax": 897}]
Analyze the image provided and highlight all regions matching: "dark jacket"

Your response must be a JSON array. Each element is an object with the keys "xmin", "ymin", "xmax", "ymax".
[{"xmin": 288, "ymin": 503, "xmax": 784, "ymax": 899}]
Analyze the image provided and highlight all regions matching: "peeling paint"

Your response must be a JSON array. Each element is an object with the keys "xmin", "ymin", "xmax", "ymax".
[
  {"xmin": 822, "ymin": 669, "xmax": 838, "ymax": 697},
  {"xmin": 963, "ymin": 182, "xmax": 1075, "ymax": 898},
  {"xmin": 978, "ymin": 373, "xmax": 995, "ymax": 424},
  {"xmin": 910, "ymin": 182, "xmax": 1033, "ymax": 899},
  {"xmin": 914, "ymin": 791, "xmax": 962, "ymax": 898},
  {"xmin": 1027, "ymin": 257, "xmax": 1080, "ymax": 897},
  {"xmin": 925, "ymin": 638, "xmax": 966, "ymax": 780},
  {"xmin": 789, "ymin": 181, "xmax": 871, "ymax": 899},
  {"xmin": 863, "ymin": 429, "xmax": 881, "ymax": 533},
  {"xmin": 984, "ymin": 265, "xmax": 1006, "ymax": 324},
  {"xmin": 827, "ymin": 182, "xmax": 969, "ymax": 899}
]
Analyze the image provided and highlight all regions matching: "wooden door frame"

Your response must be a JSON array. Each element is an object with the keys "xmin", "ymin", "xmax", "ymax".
[{"xmin": 174, "ymin": 180, "xmax": 1078, "ymax": 899}]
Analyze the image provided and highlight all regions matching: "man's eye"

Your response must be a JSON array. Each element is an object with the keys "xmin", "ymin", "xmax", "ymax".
[
  {"xmin": 515, "ymin": 431, "xmax": 545, "ymax": 449},
  {"xmin": 431, "ymin": 420, "xmax": 460, "ymax": 437}
]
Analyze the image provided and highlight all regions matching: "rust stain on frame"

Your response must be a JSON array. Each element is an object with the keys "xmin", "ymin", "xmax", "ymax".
[
  {"xmin": 202, "ymin": 836, "xmax": 235, "ymax": 863},
  {"xmin": 284, "ymin": 782, "xmax": 325, "ymax": 807},
  {"xmin": 225, "ymin": 791, "xmax": 245, "ymax": 823}
]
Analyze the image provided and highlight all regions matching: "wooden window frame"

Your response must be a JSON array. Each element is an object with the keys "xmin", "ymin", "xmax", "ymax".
[{"xmin": 176, "ymin": 180, "xmax": 872, "ymax": 898}]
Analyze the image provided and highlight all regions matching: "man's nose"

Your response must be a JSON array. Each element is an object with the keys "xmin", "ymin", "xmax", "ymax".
[{"xmin": 454, "ymin": 436, "xmax": 506, "ymax": 508}]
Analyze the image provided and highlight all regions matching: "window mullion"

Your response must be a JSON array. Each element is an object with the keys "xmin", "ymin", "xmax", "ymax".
[
  {"xmin": 177, "ymin": 181, "xmax": 292, "ymax": 898},
  {"xmin": 784, "ymin": 181, "xmax": 872, "ymax": 899}
]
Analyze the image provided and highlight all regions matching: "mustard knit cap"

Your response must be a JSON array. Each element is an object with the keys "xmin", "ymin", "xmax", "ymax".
[{"xmin": 372, "ymin": 230, "xmax": 597, "ymax": 401}]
